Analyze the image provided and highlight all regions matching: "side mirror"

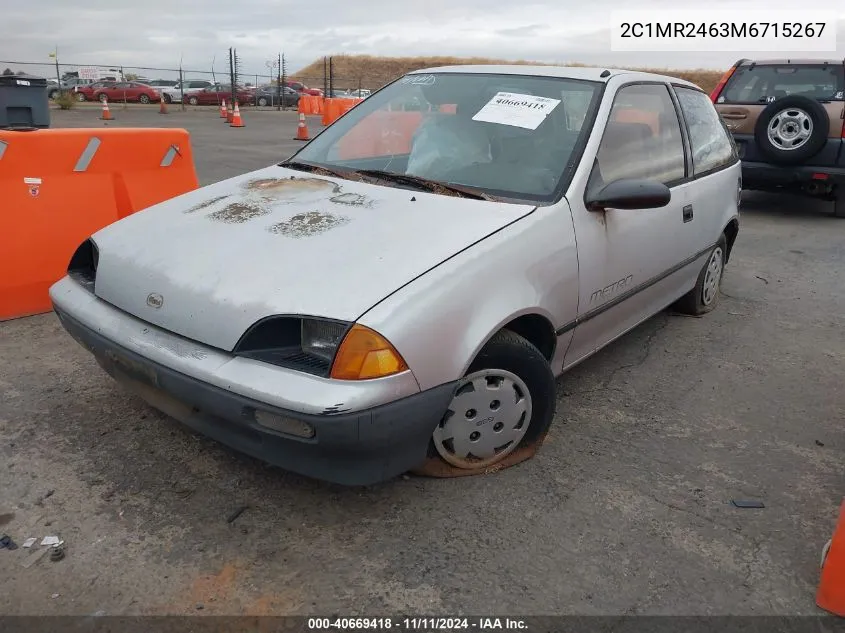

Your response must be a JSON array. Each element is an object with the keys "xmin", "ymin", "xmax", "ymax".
[{"xmin": 585, "ymin": 178, "xmax": 671, "ymax": 211}]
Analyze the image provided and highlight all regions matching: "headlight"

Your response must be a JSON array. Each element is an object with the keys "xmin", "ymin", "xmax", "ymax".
[
  {"xmin": 234, "ymin": 317, "xmax": 408, "ymax": 380},
  {"xmin": 301, "ymin": 319, "xmax": 345, "ymax": 362}
]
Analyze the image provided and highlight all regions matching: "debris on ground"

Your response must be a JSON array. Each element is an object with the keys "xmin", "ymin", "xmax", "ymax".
[
  {"xmin": 226, "ymin": 505, "xmax": 249, "ymax": 524},
  {"xmin": 732, "ymin": 499, "xmax": 765, "ymax": 509},
  {"xmin": 40, "ymin": 536, "xmax": 62, "ymax": 546},
  {"xmin": 22, "ymin": 537, "xmax": 37, "ymax": 548},
  {"xmin": 816, "ymin": 440, "xmax": 825, "ymax": 447},
  {"xmin": 21, "ymin": 547, "xmax": 50, "ymax": 569},
  {"xmin": 50, "ymin": 543, "xmax": 65, "ymax": 562},
  {"xmin": 0, "ymin": 534, "xmax": 18, "ymax": 550}
]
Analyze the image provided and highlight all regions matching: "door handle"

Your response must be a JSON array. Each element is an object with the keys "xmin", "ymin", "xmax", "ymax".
[{"xmin": 683, "ymin": 204, "xmax": 693, "ymax": 223}]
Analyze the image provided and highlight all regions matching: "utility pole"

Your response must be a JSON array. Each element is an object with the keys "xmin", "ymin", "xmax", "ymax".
[
  {"xmin": 49, "ymin": 47, "xmax": 60, "ymax": 95},
  {"xmin": 329, "ymin": 56, "xmax": 334, "ymax": 96},
  {"xmin": 276, "ymin": 53, "xmax": 282, "ymax": 111},
  {"xmin": 323, "ymin": 56, "xmax": 328, "ymax": 98}
]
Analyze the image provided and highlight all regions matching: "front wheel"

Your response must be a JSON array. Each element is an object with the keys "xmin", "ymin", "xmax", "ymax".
[
  {"xmin": 98, "ymin": 93, "xmax": 108, "ymax": 103},
  {"xmin": 75, "ymin": 92, "xmax": 86, "ymax": 102},
  {"xmin": 257, "ymin": 96, "xmax": 268, "ymax": 107},
  {"xmin": 162, "ymin": 94, "xmax": 172, "ymax": 104},
  {"xmin": 673, "ymin": 235, "xmax": 727, "ymax": 316},
  {"xmin": 414, "ymin": 329, "xmax": 556, "ymax": 478},
  {"xmin": 138, "ymin": 94, "xmax": 151, "ymax": 104},
  {"xmin": 188, "ymin": 96, "xmax": 199, "ymax": 106}
]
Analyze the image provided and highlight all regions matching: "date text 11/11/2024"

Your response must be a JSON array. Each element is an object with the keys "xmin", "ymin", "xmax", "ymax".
[{"xmin": 307, "ymin": 617, "xmax": 529, "ymax": 630}]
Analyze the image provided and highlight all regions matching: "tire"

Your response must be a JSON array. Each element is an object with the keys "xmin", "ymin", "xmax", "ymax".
[
  {"xmin": 674, "ymin": 234, "xmax": 727, "ymax": 316},
  {"xmin": 834, "ymin": 191, "xmax": 845, "ymax": 219},
  {"xmin": 188, "ymin": 96, "xmax": 199, "ymax": 106},
  {"xmin": 75, "ymin": 92, "xmax": 86, "ymax": 102},
  {"xmin": 754, "ymin": 96, "xmax": 829, "ymax": 165},
  {"xmin": 258, "ymin": 97, "xmax": 268, "ymax": 107},
  {"xmin": 138, "ymin": 94, "xmax": 151, "ymax": 104},
  {"xmin": 48, "ymin": 89, "xmax": 58, "ymax": 100},
  {"xmin": 162, "ymin": 94, "xmax": 172, "ymax": 104},
  {"xmin": 98, "ymin": 93, "xmax": 108, "ymax": 103},
  {"xmin": 419, "ymin": 329, "xmax": 556, "ymax": 477}
]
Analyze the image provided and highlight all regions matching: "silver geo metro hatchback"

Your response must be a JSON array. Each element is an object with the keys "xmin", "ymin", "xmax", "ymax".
[{"xmin": 50, "ymin": 65, "xmax": 741, "ymax": 485}]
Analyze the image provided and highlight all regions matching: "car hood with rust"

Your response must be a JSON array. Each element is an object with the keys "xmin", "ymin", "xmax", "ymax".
[{"xmin": 89, "ymin": 165, "xmax": 537, "ymax": 352}]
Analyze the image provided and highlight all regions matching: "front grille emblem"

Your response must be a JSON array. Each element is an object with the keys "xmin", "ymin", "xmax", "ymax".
[{"xmin": 146, "ymin": 293, "xmax": 164, "ymax": 309}]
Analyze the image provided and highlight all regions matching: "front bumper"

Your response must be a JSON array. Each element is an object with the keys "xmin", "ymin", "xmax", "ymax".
[{"xmin": 50, "ymin": 277, "xmax": 456, "ymax": 485}]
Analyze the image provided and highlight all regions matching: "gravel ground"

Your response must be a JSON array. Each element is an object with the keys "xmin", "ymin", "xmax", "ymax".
[{"xmin": 1, "ymin": 108, "xmax": 844, "ymax": 617}]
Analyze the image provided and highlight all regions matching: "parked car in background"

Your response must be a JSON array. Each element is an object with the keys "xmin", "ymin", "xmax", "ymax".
[
  {"xmin": 93, "ymin": 82, "xmax": 161, "ymax": 104},
  {"xmin": 348, "ymin": 89, "xmax": 372, "ymax": 98},
  {"xmin": 712, "ymin": 58, "xmax": 845, "ymax": 217},
  {"xmin": 160, "ymin": 80, "xmax": 214, "ymax": 104},
  {"xmin": 286, "ymin": 80, "xmax": 323, "ymax": 97},
  {"xmin": 48, "ymin": 77, "xmax": 95, "ymax": 99},
  {"xmin": 182, "ymin": 83, "xmax": 253, "ymax": 106},
  {"xmin": 73, "ymin": 80, "xmax": 117, "ymax": 102},
  {"xmin": 148, "ymin": 79, "xmax": 180, "ymax": 89},
  {"xmin": 253, "ymin": 85, "xmax": 300, "ymax": 107},
  {"xmin": 52, "ymin": 65, "xmax": 741, "ymax": 485}
]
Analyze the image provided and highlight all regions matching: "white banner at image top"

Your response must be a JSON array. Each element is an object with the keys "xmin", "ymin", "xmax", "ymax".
[{"xmin": 610, "ymin": 9, "xmax": 840, "ymax": 52}]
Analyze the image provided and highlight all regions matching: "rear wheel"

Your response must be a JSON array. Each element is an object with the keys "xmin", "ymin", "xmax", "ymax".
[
  {"xmin": 138, "ymin": 94, "xmax": 151, "ymax": 104},
  {"xmin": 98, "ymin": 93, "xmax": 108, "ymax": 103},
  {"xmin": 674, "ymin": 235, "xmax": 727, "ymax": 316},
  {"xmin": 258, "ymin": 96, "xmax": 269, "ymax": 107},
  {"xmin": 188, "ymin": 96, "xmax": 199, "ymax": 106},
  {"xmin": 162, "ymin": 93, "xmax": 172, "ymax": 104},
  {"xmin": 75, "ymin": 92, "xmax": 86, "ymax": 102},
  {"xmin": 415, "ymin": 330, "xmax": 556, "ymax": 477}
]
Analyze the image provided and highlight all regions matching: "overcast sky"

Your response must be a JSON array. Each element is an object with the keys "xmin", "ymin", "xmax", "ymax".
[{"xmin": 3, "ymin": 0, "xmax": 844, "ymax": 81}]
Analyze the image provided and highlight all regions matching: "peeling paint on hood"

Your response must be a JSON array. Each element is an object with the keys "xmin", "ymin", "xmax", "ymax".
[{"xmin": 89, "ymin": 165, "xmax": 537, "ymax": 351}]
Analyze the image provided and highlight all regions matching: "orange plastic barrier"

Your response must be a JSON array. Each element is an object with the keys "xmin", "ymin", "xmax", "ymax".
[
  {"xmin": 337, "ymin": 111, "xmax": 425, "ymax": 160},
  {"xmin": 298, "ymin": 95, "xmax": 324, "ymax": 116},
  {"xmin": 321, "ymin": 98, "xmax": 364, "ymax": 126},
  {"xmin": 1, "ymin": 127, "xmax": 199, "ymax": 321},
  {"xmin": 817, "ymin": 499, "xmax": 845, "ymax": 616}
]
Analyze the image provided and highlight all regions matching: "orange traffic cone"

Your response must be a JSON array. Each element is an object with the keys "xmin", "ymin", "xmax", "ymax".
[
  {"xmin": 817, "ymin": 500, "xmax": 845, "ymax": 616},
  {"xmin": 294, "ymin": 113, "xmax": 310, "ymax": 141},
  {"xmin": 230, "ymin": 102, "xmax": 244, "ymax": 128},
  {"xmin": 159, "ymin": 95, "xmax": 168, "ymax": 115},
  {"xmin": 100, "ymin": 101, "xmax": 113, "ymax": 120},
  {"xmin": 220, "ymin": 99, "xmax": 227, "ymax": 118},
  {"xmin": 226, "ymin": 101, "xmax": 234, "ymax": 123}
]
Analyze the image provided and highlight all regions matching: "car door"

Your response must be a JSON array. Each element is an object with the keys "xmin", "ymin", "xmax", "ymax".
[{"xmin": 563, "ymin": 80, "xmax": 700, "ymax": 368}]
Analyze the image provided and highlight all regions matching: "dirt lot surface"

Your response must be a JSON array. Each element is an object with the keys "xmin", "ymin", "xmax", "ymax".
[{"xmin": 1, "ymin": 107, "xmax": 844, "ymax": 617}]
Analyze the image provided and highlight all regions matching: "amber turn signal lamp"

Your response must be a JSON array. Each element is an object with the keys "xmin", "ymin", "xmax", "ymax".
[{"xmin": 330, "ymin": 324, "xmax": 408, "ymax": 380}]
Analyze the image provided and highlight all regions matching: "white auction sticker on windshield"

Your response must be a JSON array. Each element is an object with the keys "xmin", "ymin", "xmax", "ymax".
[{"xmin": 472, "ymin": 92, "xmax": 561, "ymax": 130}]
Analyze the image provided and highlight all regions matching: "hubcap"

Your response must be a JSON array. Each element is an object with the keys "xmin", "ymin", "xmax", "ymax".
[
  {"xmin": 432, "ymin": 369, "xmax": 532, "ymax": 469},
  {"xmin": 767, "ymin": 108, "xmax": 812, "ymax": 150},
  {"xmin": 702, "ymin": 246, "xmax": 723, "ymax": 306}
]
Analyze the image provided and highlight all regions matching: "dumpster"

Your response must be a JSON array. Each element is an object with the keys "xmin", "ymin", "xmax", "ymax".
[{"xmin": 0, "ymin": 73, "xmax": 50, "ymax": 129}]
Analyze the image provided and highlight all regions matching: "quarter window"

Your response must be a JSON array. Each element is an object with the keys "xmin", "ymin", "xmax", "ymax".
[
  {"xmin": 588, "ymin": 83, "xmax": 686, "ymax": 196},
  {"xmin": 675, "ymin": 87, "xmax": 736, "ymax": 175}
]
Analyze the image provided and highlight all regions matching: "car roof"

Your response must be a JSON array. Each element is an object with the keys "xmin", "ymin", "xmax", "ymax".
[
  {"xmin": 737, "ymin": 58, "xmax": 845, "ymax": 66},
  {"xmin": 409, "ymin": 64, "xmax": 700, "ymax": 88}
]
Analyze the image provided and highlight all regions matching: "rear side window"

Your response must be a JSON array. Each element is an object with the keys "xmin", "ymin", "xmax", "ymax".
[
  {"xmin": 675, "ymin": 87, "xmax": 737, "ymax": 175},
  {"xmin": 719, "ymin": 65, "xmax": 845, "ymax": 104},
  {"xmin": 189, "ymin": 81, "xmax": 209, "ymax": 88}
]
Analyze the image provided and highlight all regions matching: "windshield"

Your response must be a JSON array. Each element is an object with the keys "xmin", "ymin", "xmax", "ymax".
[{"xmin": 290, "ymin": 72, "xmax": 602, "ymax": 202}]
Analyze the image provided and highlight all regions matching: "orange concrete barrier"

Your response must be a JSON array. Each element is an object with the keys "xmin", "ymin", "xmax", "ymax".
[{"xmin": 1, "ymin": 127, "xmax": 199, "ymax": 321}]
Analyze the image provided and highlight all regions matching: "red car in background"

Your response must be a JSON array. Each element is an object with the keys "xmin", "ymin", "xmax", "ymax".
[
  {"xmin": 286, "ymin": 80, "xmax": 323, "ymax": 96},
  {"xmin": 93, "ymin": 82, "xmax": 162, "ymax": 104},
  {"xmin": 73, "ymin": 80, "xmax": 117, "ymax": 102},
  {"xmin": 182, "ymin": 84, "xmax": 253, "ymax": 106}
]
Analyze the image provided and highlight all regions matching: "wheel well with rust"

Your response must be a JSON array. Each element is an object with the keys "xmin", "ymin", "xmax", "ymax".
[
  {"xmin": 724, "ymin": 219, "xmax": 739, "ymax": 263},
  {"xmin": 499, "ymin": 314, "xmax": 556, "ymax": 362}
]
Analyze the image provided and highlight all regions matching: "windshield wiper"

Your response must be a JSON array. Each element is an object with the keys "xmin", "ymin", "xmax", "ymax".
[
  {"xmin": 278, "ymin": 160, "xmax": 352, "ymax": 179},
  {"xmin": 351, "ymin": 169, "xmax": 495, "ymax": 201}
]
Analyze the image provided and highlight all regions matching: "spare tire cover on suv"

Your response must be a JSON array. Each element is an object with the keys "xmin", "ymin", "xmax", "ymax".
[{"xmin": 754, "ymin": 95, "xmax": 830, "ymax": 165}]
